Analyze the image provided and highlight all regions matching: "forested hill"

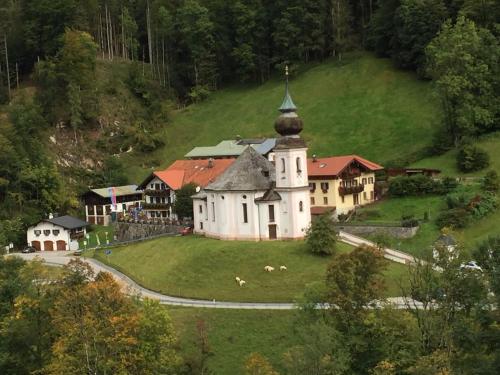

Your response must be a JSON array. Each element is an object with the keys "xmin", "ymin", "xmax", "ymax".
[{"xmin": 0, "ymin": 0, "xmax": 499, "ymax": 246}]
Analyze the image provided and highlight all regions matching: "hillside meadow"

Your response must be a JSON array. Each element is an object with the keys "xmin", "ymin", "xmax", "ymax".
[{"xmin": 124, "ymin": 52, "xmax": 441, "ymax": 182}]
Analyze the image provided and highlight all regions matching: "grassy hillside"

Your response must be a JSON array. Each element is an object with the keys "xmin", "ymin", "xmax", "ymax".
[
  {"xmin": 124, "ymin": 52, "xmax": 441, "ymax": 182},
  {"xmin": 88, "ymin": 235, "xmax": 409, "ymax": 302},
  {"xmin": 168, "ymin": 307, "xmax": 299, "ymax": 374},
  {"xmin": 411, "ymin": 132, "xmax": 500, "ymax": 177}
]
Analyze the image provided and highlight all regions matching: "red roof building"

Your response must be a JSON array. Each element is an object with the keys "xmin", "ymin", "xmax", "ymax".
[
  {"xmin": 307, "ymin": 155, "xmax": 383, "ymax": 216},
  {"xmin": 138, "ymin": 159, "xmax": 234, "ymax": 220}
]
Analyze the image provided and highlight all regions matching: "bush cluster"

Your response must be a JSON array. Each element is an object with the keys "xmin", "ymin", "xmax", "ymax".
[
  {"xmin": 437, "ymin": 190, "xmax": 497, "ymax": 229},
  {"xmin": 388, "ymin": 175, "xmax": 457, "ymax": 197},
  {"xmin": 456, "ymin": 145, "xmax": 490, "ymax": 172}
]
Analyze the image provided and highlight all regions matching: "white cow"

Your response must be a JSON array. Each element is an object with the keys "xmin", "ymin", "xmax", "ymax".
[
  {"xmin": 239, "ymin": 280, "xmax": 246, "ymax": 286},
  {"xmin": 235, "ymin": 276, "xmax": 241, "ymax": 283},
  {"xmin": 264, "ymin": 266, "xmax": 275, "ymax": 272},
  {"xmin": 280, "ymin": 265, "xmax": 287, "ymax": 271}
]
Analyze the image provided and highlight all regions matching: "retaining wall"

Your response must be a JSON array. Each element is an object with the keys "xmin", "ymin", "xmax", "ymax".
[
  {"xmin": 335, "ymin": 224, "xmax": 418, "ymax": 239},
  {"xmin": 114, "ymin": 222, "xmax": 183, "ymax": 242}
]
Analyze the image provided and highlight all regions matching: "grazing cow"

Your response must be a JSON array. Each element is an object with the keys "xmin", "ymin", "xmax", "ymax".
[
  {"xmin": 239, "ymin": 280, "xmax": 246, "ymax": 286},
  {"xmin": 235, "ymin": 277, "xmax": 241, "ymax": 283},
  {"xmin": 280, "ymin": 266, "xmax": 287, "ymax": 271},
  {"xmin": 264, "ymin": 266, "xmax": 275, "ymax": 272}
]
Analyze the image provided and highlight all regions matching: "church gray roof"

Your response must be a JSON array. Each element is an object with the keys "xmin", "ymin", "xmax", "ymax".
[{"xmin": 204, "ymin": 147, "xmax": 275, "ymax": 191}]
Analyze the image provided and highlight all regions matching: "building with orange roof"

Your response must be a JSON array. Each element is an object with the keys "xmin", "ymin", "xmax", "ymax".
[
  {"xmin": 307, "ymin": 155, "xmax": 383, "ymax": 216},
  {"xmin": 137, "ymin": 159, "xmax": 234, "ymax": 219}
]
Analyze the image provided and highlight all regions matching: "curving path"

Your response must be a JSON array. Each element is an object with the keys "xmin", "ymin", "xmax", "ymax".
[{"xmin": 13, "ymin": 252, "xmax": 422, "ymax": 310}]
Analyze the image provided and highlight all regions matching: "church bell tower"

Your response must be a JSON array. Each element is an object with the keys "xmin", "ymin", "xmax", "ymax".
[{"xmin": 273, "ymin": 66, "xmax": 311, "ymax": 238}]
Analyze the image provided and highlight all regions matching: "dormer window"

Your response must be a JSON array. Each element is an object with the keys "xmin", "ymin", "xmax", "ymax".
[
  {"xmin": 34, "ymin": 230, "xmax": 41, "ymax": 236},
  {"xmin": 43, "ymin": 230, "xmax": 50, "ymax": 236},
  {"xmin": 52, "ymin": 230, "xmax": 60, "ymax": 236}
]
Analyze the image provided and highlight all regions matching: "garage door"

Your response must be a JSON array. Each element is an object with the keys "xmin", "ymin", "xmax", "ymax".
[
  {"xmin": 56, "ymin": 240, "xmax": 66, "ymax": 251},
  {"xmin": 32, "ymin": 241, "xmax": 41, "ymax": 251},
  {"xmin": 44, "ymin": 241, "xmax": 54, "ymax": 251}
]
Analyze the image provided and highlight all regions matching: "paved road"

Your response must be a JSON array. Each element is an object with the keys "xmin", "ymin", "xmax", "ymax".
[
  {"xmin": 338, "ymin": 230, "xmax": 420, "ymax": 265},
  {"xmin": 13, "ymin": 252, "xmax": 421, "ymax": 310}
]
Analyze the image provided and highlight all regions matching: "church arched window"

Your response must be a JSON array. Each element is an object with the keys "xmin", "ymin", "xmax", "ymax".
[
  {"xmin": 281, "ymin": 158, "xmax": 286, "ymax": 173},
  {"xmin": 296, "ymin": 157, "xmax": 302, "ymax": 173},
  {"xmin": 299, "ymin": 201, "xmax": 303, "ymax": 212}
]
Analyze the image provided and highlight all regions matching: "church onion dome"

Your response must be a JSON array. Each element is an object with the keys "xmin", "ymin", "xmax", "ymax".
[{"xmin": 274, "ymin": 66, "xmax": 303, "ymax": 137}]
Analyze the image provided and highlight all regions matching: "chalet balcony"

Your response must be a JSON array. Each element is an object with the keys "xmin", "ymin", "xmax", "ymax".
[
  {"xmin": 142, "ymin": 203, "xmax": 171, "ymax": 210},
  {"xmin": 144, "ymin": 189, "xmax": 171, "ymax": 197},
  {"xmin": 338, "ymin": 184, "xmax": 364, "ymax": 196}
]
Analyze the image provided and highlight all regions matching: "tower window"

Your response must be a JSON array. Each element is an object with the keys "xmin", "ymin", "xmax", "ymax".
[
  {"xmin": 311, "ymin": 197, "xmax": 315, "ymax": 205},
  {"xmin": 299, "ymin": 201, "xmax": 303, "ymax": 212},
  {"xmin": 323, "ymin": 197, "xmax": 328, "ymax": 205},
  {"xmin": 281, "ymin": 158, "xmax": 286, "ymax": 173},
  {"xmin": 242, "ymin": 203, "xmax": 248, "ymax": 223},
  {"xmin": 296, "ymin": 157, "xmax": 302, "ymax": 173},
  {"xmin": 211, "ymin": 202, "xmax": 215, "ymax": 222}
]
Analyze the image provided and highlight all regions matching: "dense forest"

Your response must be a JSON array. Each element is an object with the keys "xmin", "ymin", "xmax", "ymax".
[{"xmin": 0, "ymin": 0, "xmax": 499, "ymax": 245}]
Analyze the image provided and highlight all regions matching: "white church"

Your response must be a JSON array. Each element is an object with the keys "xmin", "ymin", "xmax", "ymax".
[{"xmin": 192, "ymin": 72, "xmax": 312, "ymax": 240}]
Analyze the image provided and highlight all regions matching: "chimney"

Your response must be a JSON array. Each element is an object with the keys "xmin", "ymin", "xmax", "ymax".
[
  {"xmin": 208, "ymin": 158, "xmax": 214, "ymax": 168},
  {"xmin": 312, "ymin": 154, "xmax": 317, "ymax": 162}
]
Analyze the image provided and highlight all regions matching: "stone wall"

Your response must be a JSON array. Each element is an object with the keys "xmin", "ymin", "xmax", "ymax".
[
  {"xmin": 334, "ymin": 224, "xmax": 419, "ymax": 239},
  {"xmin": 114, "ymin": 222, "xmax": 183, "ymax": 242}
]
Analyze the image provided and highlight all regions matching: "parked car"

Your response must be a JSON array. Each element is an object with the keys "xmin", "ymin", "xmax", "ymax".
[
  {"xmin": 181, "ymin": 226, "xmax": 193, "ymax": 236},
  {"xmin": 22, "ymin": 246, "xmax": 36, "ymax": 253},
  {"xmin": 460, "ymin": 261, "xmax": 483, "ymax": 272}
]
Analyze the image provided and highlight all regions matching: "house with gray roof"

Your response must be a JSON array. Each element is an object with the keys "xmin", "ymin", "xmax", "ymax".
[
  {"xmin": 27, "ymin": 214, "xmax": 89, "ymax": 251},
  {"xmin": 185, "ymin": 138, "xmax": 277, "ymax": 160}
]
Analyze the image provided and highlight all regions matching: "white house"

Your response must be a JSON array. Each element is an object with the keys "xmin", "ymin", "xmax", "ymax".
[
  {"xmin": 27, "ymin": 215, "xmax": 89, "ymax": 251},
  {"xmin": 192, "ymin": 72, "xmax": 311, "ymax": 240}
]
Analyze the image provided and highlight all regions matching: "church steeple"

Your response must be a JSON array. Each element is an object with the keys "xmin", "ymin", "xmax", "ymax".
[
  {"xmin": 274, "ymin": 66, "xmax": 303, "ymax": 137},
  {"xmin": 278, "ymin": 66, "xmax": 297, "ymax": 113}
]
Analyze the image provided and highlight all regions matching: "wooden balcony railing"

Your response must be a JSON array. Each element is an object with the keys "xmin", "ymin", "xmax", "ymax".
[
  {"xmin": 142, "ymin": 203, "xmax": 171, "ymax": 210},
  {"xmin": 144, "ymin": 189, "xmax": 171, "ymax": 197},
  {"xmin": 338, "ymin": 184, "xmax": 364, "ymax": 197}
]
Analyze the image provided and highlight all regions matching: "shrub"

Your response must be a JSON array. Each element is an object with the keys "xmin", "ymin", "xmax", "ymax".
[
  {"xmin": 469, "ymin": 193, "xmax": 497, "ymax": 220},
  {"xmin": 436, "ymin": 208, "xmax": 470, "ymax": 229},
  {"xmin": 305, "ymin": 213, "xmax": 337, "ymax": 256},
  {"xmin": 388, "ymin": 175, "xmax": 454, "ymax": 197},
  {"xmin": 456, "ymin": 145, "xmax": 490, "ymax": 172},
  {"xmin": 482, "ymin": 170, "xmax": 499, "ymax": 192},
  {"xmin": 401, "ymin": 218, "xmax": 419, "ymax": 228}
]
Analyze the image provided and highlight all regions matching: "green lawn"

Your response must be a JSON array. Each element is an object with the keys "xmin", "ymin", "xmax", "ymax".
[
  {"xmin": 168, "ymin": 307, "xmax": 299, "ymax": 374},
  {"xmin": 80, "ymin": 225, "xmax": 114, "ymax": 249},
  {"xmin": 88, "ymin": 235, "xmax": 408, "ymax": 302},
  {"xmin": 354, "ymin": 196, "xmax": 446, "ymax": 258},
  {"xmin": 124, "ymin": 52, "xmax": 440, "ymax": 182},
  {"xmin": 411, "ymin": 132, "xmax": 500, "ymax": 177},
  {"xmin": 354, "ymin": 186, "xmax": 500, "ymax": 256}
]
